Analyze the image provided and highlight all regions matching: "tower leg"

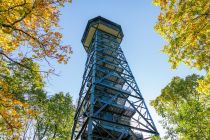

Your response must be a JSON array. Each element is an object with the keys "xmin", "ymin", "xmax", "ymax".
[{"xmin": 87, "ymin": 118, "xmax": 93, "ymax": 140}]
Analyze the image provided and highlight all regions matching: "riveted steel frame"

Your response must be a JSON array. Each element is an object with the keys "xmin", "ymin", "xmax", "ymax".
[{"xmin": 72, "ymin": 30, "xmax": 159, "ymax": 140}]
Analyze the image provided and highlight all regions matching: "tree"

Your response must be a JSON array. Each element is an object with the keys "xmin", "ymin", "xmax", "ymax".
[
  {"xmin": 153, "ymin": 0, "xmax": 210, "ymax": 95},
  {"xmin": 0, "ymin": 0, "xmax": 72, "ymax": 137},
  {"xmin": 0, "ymin": 57, "xmax": 43, "ymax": 138},
  {"xmin": 0, "ymin": 0, "xmax": 72, "ymax": 65},
  {"xmin": 22, "ymin": 92, "xmax": 75, "ymax": 140},
  {"xmin": 150, "ymin": 74, "xmax": 210, "ymax": 139},
  {"xmin": 0, "ymin": 80, "xmax": 27, "ymax": 138}
]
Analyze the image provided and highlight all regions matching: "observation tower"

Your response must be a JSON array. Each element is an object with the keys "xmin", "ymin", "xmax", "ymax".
[{"xmin": 72, "ymin": 16, "xmax": 159, "ymax": 140}]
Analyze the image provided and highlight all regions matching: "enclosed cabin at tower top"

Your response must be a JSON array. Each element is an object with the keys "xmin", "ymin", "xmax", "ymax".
[{"xmin": 81, "ymin": 16, "xmax": 124, "ymax": 52}]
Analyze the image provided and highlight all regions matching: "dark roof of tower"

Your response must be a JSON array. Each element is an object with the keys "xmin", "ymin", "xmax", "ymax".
[{"xmin": 81, "ymin": 16, "xmax": 124, "ymax": 52}]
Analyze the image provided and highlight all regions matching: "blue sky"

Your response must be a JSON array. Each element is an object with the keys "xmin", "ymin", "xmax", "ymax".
[{"xmin": 45, "ymin": 0, "xmax": 204, "ymax": 136}]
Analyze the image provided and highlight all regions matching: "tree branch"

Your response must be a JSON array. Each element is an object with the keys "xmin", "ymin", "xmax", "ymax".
[{"xmin": 0, "ymin": 51, "xmax": 48, "ymax": 74}]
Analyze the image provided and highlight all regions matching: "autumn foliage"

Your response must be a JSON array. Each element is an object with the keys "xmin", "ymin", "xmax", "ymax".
[
  {"xmin": 153, "ymin": 0, "xmax": 210, "ymax": 95},
  {"xmin": 151, "ymin": 75, "xmax": 210, "ymax": 139},
  {"xmin": 0, "ymin": 81, "xmax": 25, "ymax": 136},
  {"xmin": 0, "ymin": 0, "xmax": 72, "ymax": 63},
  {"xmin": 0, "ymin": 57, "xmax": 43, "ymax": 137},
  {"xmin": 0, "ymin": 0, "xmax": 72, "ymax": 137},
  {"xmin": 152, "ymin": 0, "xmax": 210, "ymax": 139}
]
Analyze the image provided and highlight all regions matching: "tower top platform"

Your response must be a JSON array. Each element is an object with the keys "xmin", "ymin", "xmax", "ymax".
[{"xmin": 81, "ymin": 16, "xmax": 124, "ymax": 52}]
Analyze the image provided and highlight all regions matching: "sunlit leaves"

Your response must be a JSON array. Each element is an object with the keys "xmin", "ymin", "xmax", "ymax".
[
  {"xmin": 0, "ymin": 58, "xmax": 43, "ymax": 137},
  {"xmin": 153, "ymin": 0, "xmax": 210, "ymax": 95},
  {"xmin": 27, "ymin": 92, "xmax": 75, "ymax": 139},
  {"xmin": 150, "ymin": 74, "xmax": 210, "ymax": 139},
  {"xmin": 0, "ymin": 0, "xmax": 72, "ymax": 64},
  {"xmin": 197, "ymin": 73, "xmax": 210, "ymax": 95},
  {"xmin": 0, "ymin": 0, "xmax": 72, "ymax": 137},
  {"xmin": 0, "ymin": 80, "xmax": 24, "ymax": 136}
]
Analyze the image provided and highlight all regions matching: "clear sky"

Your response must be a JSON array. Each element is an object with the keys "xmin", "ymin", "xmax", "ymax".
[{"xmin": 44, "ymin": 0, "xmax": 204, "ymax": 136}]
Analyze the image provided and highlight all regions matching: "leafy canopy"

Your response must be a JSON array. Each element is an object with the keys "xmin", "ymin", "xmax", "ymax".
[
  {"xmin": 153, "ymin": 0, "xmax": 210, "ymax": 95},
  {"xmin": 0, "ymin": 57, "xmax": 43, "ymax": 138},
  {"xmin": 0, "ymin": 0, "xmax": 72, "ymax": 64},
  {"xmin": 151, "ymin": 74, "xmax": 210, "ymax": 139},
  {"xmin": 22, "ymin": 92, "xmax": 75, "ymax": 140},
  {"xmin": 0, "ymin": 0, "xmax": 72, "ymax": 137}
]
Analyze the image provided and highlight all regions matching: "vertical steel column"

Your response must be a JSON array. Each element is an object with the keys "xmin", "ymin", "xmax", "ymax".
[{"xmin": 87, "ymin": 31, "xmax": 98, "ymax": 140}]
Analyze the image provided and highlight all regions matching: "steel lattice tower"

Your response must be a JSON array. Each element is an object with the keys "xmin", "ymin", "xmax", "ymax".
[{"xmin": 72, "ymin": 16, "xmax": 159, "ymax": 140}]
